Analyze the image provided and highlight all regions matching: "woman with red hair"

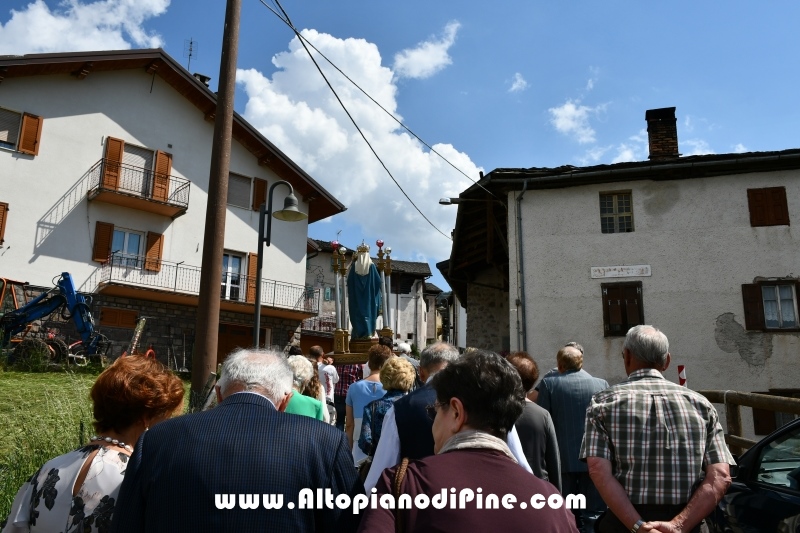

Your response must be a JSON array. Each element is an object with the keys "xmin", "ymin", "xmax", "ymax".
[{"xmin": 2, "ymin": 356, "xmax": 184, "ymax": 533}]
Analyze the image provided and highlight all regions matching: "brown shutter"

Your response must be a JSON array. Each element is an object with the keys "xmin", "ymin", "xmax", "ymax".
[
  {"xmin": 102, "ymin": 137, "xmax": 125, "ymax": 190},
  {"xmin": 99, "ymin": 307, "xmax": 120, "ymax": 327},
  {"xmin": 118, "ymin": 309, "xmax": 139, "ymax": 329},
  {"xmin": 0, "ymin": 202, "xmax": 8, "ymax": 245},
  {"xmin": 92, "ymin": 221, "xmax": 114, "ymax": 263},
  {"xmin": 741, "ymin": 284, "xmax": 765, "ymax": 331},
  {"xmin": 246, "ymin": 252, "xmax": 258, "ymax": 303},
  {"xmin": 144, "ymin": 232, "xmax": 164, "ymax": 272},
  {"xmin": 747, "ymin": 189, "xmax": 767, "ymax": 226},
  {"xmin": 152, "ymin": 151, "xmax": 172, "ymax": 202},
  {"xmin": 252, "ymin": 178, "xmax": 267, "ymax": 211},
  {"xmin": 624, "ymin": 285, "xmax": 642, "ymax": 326},
  {"xmin": 769, "ymin": 187, "xmax": 789, "ymax": 226},
  {"xmin": 17, "ymin": 113, "xmax": 43, "ymax": 155}
]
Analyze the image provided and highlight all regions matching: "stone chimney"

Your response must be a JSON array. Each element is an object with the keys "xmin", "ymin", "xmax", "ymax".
[
  {"xmin": 193, "ymin": 72, "xmax": 211, "ymax": 87},
  {"xmin": 645, "ymin": 107, "xmax": 680, "ymax": 160}
]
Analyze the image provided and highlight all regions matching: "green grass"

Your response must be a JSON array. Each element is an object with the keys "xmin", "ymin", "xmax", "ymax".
[{"xmin": 0, "ymin": 368, "xmax": 192, "ymax": 521}]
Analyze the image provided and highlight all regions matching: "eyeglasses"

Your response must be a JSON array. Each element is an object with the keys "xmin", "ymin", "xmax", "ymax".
[{"xmin": 425, "ymin": 401, "xmax": 445, "ymax": 421}]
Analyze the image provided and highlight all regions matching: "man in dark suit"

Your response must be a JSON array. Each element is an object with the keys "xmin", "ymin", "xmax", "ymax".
[{"xmin": 111, "ymin": 348, "xmax": 362, "ymax": 533}]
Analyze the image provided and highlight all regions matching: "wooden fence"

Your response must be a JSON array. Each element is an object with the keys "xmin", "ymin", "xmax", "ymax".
[{"xmin": 698, "ymin": 390, "xmax": 800, "ymax": 455}]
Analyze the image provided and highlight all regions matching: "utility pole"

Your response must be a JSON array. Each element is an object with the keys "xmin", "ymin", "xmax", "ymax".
[{"xmin": 191, "ymin": 0, "xmax": 241, "ymax": 406}]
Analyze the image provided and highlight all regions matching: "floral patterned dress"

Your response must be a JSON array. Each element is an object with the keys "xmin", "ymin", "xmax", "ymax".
[{"xmin": 1, "ymin": 444, "xmax": 129, "ymax": 533}]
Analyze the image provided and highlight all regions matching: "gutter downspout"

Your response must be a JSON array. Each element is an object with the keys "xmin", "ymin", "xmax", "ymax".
[{"xmin": 516, "ymin": 179, "xmax": 530, "ymax": 352}]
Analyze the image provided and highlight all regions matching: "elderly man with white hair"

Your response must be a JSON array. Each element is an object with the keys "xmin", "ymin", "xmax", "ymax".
[{"xmin": 112, "ymin": 348, "xmax": 363, "ymax": 533}]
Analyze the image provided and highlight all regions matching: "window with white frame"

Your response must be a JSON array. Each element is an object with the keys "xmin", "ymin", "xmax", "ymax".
[
  {"xmin": 111, "ymin": 228, "xmax": 144, "ymax": 268},
  {"xmin": 221, "ymin": 252, "xmax": 244, "ymax": 302},
  {"xmin": 762, "ymin": 284, "xmax": 798, "ymax": 329},
  {"xmin": 600, "ymin": 191, "xmax": 634, "ymax": 234},
  {"xmin": 227, "ymin": 173, "xmax": 251, "ymax": 209}
]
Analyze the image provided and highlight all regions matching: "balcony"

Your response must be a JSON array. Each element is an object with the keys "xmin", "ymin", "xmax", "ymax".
[
  {"xmin": 94, "ymin": 254, "xmax": 320, "ymax": 320},
  {"xmin": 302, "ymin": 313, "xmax": 337, "ymax": 333},
  {"xmin": 87, "ymin": 159, "xmax": 190, "ymax": 219}
]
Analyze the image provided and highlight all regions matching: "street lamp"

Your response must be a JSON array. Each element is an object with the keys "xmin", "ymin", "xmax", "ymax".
[{"xmin": 253, "ymin": 180, "xmax": 308, "ymax": 347}]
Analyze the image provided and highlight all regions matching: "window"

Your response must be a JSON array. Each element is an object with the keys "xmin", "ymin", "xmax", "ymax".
[
  {"xmin": 93, "ymin": 221, "xmax": 163, "ymax": 271},
  {"xmin": 742, "ymin": 282, "xmax": 799, "ymax": 331},
  {"xmin": 324, "ymin": 287, "xmax": 332, "ymax": 301},
  {"xmin": 0, "ymin": 107, "xmax": 42, "ymax": 155},
  {"xmin": 221, "ymin": 253, "xmax": 244, "ymax": 302},
  {"xmin": 747, "ymin": 187, "xmax": 789, "ymax": 227},
  {"xmin": 112, "ymin": 228, "xmax": 144, "ymax": 268},
  {"xmin": 600, "ymin": 192, "xmax": 634, "ymax": 233},
  {"xmin": 102, "ymin": 137, "xmax": 172, "ymax": 201},
  {"xmin": 227, "ymin": 173, "xmax": 251, "ymax": 209},
  {"xmin": 0, "ymin": 202, "xmax": 8, "ymax": 245},
  {"xmin": 755, "ymin": 423, "xmax": 800, "ymax": 488},
  {"xmin": 601, "ymin": 282, "xmax": 644, "ymax": 337}
]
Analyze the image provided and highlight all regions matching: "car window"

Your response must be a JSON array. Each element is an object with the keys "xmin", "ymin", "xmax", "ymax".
[{"xmin": 757, "ymin": 423, "xmax": 800, "ymax": 490}]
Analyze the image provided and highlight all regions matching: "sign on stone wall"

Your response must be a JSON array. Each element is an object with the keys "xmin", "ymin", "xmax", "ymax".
[{"xmin": 590, "ymin": 265, "xmax": 651, "ymax": 279}]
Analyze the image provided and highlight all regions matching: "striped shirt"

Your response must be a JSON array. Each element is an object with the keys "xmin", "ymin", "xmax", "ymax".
[{"xmin": 580, "ymin": 368, "xmax": 735, "ymax": 505}]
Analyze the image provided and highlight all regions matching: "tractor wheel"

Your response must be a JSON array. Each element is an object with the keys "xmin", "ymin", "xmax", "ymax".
[
  {"xmin": 13, "ymin": 338, "xmax": 51, "ymax": 371},
  {"xmin": 46, "ymin": 338, "xmax": 70, "ymax": 363}
]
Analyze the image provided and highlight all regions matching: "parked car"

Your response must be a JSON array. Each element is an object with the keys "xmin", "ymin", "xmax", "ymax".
[{"xmin": 706, "ymin": 417, "xmax": 800, "ymax": 532}]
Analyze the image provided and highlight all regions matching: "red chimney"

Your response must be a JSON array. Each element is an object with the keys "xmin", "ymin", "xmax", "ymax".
[{"xmin": 646, "ymin": 107, "xmax": 680, "ymax": 160}]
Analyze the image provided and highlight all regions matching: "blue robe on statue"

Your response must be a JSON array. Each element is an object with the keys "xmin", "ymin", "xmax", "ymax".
[{"xmin": 347, "ymin": 263, "xmax": 383, "ymax": 338}]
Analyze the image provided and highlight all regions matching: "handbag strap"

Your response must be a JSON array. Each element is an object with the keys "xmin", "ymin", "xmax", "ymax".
[{"xmin": 393, "ymin": 458, "xmax": 409, "ymax": 533}]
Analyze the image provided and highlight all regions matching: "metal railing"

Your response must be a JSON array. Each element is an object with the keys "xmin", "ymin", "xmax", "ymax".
[
  {"xmin": 87, "ymin": 159, "xmax": 191, "ymax": 208},
  {"xmin": 98, "ymin": 254, "xmax": 320, "ymax": 314},
  {"xmin": 302, "ymin": 313, "xmax": 337, "ymax": 332}
]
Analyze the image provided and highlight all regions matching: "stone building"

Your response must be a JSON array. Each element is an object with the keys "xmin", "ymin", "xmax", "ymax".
[
  {"xmin": 441, "ymin": 107, "xmax": 799, "ymax": 436},
  {"xmin": 0, "ymin": 49, "xmax": 343, "ymax": 365}
]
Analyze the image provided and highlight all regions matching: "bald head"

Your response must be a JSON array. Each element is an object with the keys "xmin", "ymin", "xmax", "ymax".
[{"xmin": 557, "ymin": 342, "xmax": 584, "ymax": 372}]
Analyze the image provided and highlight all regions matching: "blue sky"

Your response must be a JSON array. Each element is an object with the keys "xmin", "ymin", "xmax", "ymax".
[{"xmin": 3, "ymin": 1, "xmax": 800, "ymax": 291}]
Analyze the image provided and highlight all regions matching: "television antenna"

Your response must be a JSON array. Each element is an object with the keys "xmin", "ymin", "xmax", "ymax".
[{"xmin": 184, "ymin": 38, "xmax": 199, "ymax": 71}]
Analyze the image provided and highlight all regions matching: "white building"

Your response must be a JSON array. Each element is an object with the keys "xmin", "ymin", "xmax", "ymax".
[
  {"xmin": 442, "ymin": 107, "xmax": 799, "ymax": 436},
  {"xmin": 0, "ymin": 49, "xmax": 344, "ymax": 364}
]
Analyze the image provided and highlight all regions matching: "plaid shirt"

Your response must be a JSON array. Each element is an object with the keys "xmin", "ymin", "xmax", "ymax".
[
  {"xmin": 580, "ymin": 369, "xmax": 734, "ymax": 505},
  {"xmin": 334, "ymin": 364, "xmax": 361, "ymax": 398}
]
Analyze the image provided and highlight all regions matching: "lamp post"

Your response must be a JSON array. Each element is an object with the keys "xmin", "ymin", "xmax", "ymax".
[{"xmin": 253, "ymin": 180, "xmax": 308, "ymax": 348}]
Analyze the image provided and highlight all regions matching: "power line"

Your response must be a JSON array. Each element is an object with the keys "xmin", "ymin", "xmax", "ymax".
[
  {"xmin": 263, "ymin": 0, "xmax": 453, "ymax": 240},
  {"xmin": 261, "ymin": 0, "xmax": 495, "ymax": 199}
]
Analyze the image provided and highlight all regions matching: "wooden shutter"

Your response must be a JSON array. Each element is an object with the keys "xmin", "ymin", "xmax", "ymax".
[
  {"xmin": 99, "ymin": 307, "xmax": 120, "ymax": 327},
  {"xmin": 102, "ymin": 137, "xmax": 125, "ymax": 190},
  {"xmin": 741, "ymin": 284, "xmax": 765, "ymax": 331},
  {"xmin": 0, "ymin": 202, "xmax": 8, "ymax": 245},
  {"xmin": 246, "ymin": 252, "xmax": 258, "ymax": 303},
  {"xmin": 144, "ymin": 232, "xmax": 164, "ymax": 272},
  {"xmin": 747, "ymin": 189, "xmax": 767, "ymax": 226},
  {"xmin": 623, "ymin": 285, "xmax": 643, "ymax": 326},
  {"xmin": 118, "ymin": 309, "xmax": 139, "ymax": 329},
  {"xmin": 252, "ymin": 177, "xmax": 267, "ymax": 211},
  {"xmin": 17, "ymin": 113, "xmax": 43, "ymax": 155},
  {"xmin": 92, "ymin": 221, "xmax": 114, "ymax": 263},
  {"xmin": 152, "ymin": 151, "xmax": 172, "ymax": 202},
  {"xmin": 768, "ymin": 187, "xmax": 789, "ymax": 226}
]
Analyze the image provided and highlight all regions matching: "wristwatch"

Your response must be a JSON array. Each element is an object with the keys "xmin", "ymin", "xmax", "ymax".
[{"xmin": 630, "ymin": 519, "xmax": 644, "ymax": 533}]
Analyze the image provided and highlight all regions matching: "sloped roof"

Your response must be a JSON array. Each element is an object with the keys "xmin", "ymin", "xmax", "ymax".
[
  {"xmin": 391, "ymin": 260, "xmax": 431, "ymax": 277},
  {"xmin": 0, "ymin": 48, "xmax": 345, "ymax": 223},
  {"xmin": 425, "ymin": 282, "xmax": 443, "ymax": 294}
]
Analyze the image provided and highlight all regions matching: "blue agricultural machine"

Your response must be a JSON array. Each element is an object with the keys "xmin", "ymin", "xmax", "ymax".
[{"xmin": 1, "ymin": 272, "xmax": 109, "ymax": 365}]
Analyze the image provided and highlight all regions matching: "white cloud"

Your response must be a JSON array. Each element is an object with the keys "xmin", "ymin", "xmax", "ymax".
[
  {"xmin": 683, "ymin": 139, "xmax": 714, "ymax": 156},
  {"xmin": 733, "ymin": 143, "xmax": 748, "ymax": 153},
  {"xmin": 509, "ymin": 72, "xmax": 528, "ymax": 93},
  {"xmin": 0, "ymin": 0, "xmax": 169, "ymax": 54},
  {"xmin": 577, "ymin": 145, "xmax": 612, "ymax": 166},
  {"xmin": 392, "ymin": 21, "xmax": 460, "ymax": 80},
  {"xmin": 238, "ymin": 29, "xmax": 480, "ymax": 264},
  {"xmin": 585, "ymin": 66, "xmax": 599, "ymax": 91},
  {"xmin": 548, "ymin": 99, "xmax": 607, "ymax": 144}
]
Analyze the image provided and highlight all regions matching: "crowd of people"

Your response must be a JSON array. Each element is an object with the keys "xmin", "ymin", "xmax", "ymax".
[{"xmin": 1, "ymin": 325, "xmax": 735, "ymax": 533}]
